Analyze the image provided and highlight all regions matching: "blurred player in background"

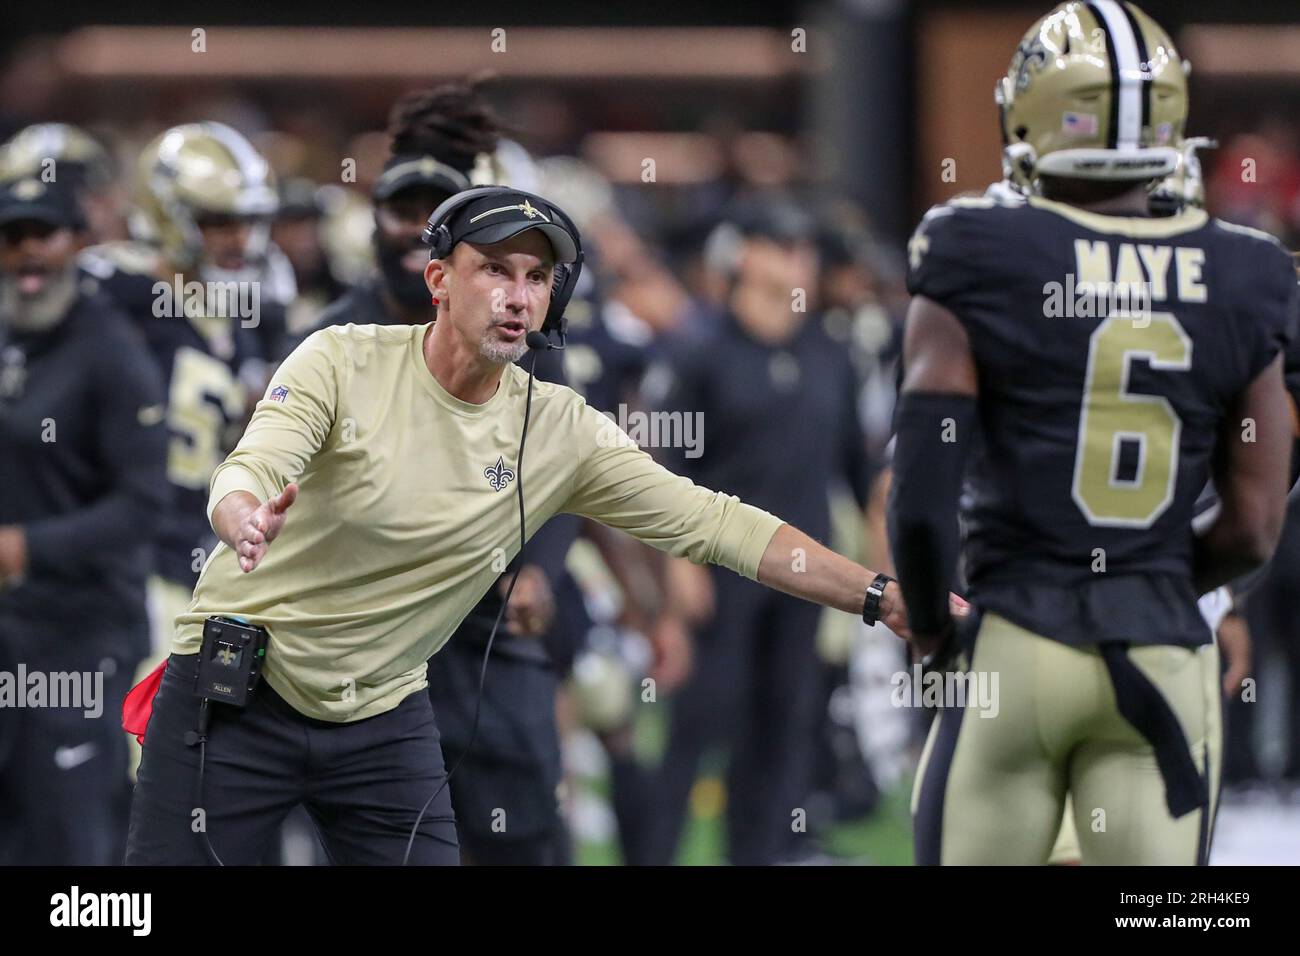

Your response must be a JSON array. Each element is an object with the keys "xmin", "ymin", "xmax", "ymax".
[
  {"xmin": 0, "ymin": 174, "xmax": 168, "ymax": 864},
  {"xmin": 891, "ymin": 1, "xmax": 1297, "ymax": 865},
  {"xmin": 273, "ymin": 177, "xmax": 348, "ymax": 346},
  {"xmin": 1222, "ymin": 268, "xmax": 1300, "ymax": 798},
  {"xmin": 0, "ymin": 123, "xmax": 126, "ymax": 242},
  {"xmin": 644, "ymin": 198, "xmax": 873, "ymax": 865},
  {"xmin": 527, "ymin": 157, "xmax": 695, "ymax": 865},
  {"xmin": 79, "ymin": 122, "xmax": 290, "ymax": 673}
]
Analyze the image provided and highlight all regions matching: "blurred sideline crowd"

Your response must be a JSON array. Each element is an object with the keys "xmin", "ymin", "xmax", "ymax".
[{"xmin": 0, "ymin": 80, "xmax": 1297, "ymax": 865}]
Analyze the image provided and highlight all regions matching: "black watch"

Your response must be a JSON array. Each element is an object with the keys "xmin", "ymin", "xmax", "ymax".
[{"xmin": 862, "ymin": 573, "xmax": 894, "ymax": 627}]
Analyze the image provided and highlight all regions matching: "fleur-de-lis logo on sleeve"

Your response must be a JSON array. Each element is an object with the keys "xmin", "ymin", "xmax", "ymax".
[{"xmin": 484, "ymin": 456, "xmax": 516, "ymax": 492}]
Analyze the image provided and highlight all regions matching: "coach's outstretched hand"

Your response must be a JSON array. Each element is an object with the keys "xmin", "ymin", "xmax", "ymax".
[
  {"xmin": 756, "ymin": 522, "xmax": 968, "ymax": 647},
  {"xmin": 882, "ymin": 582, "xmax": 969, "ymax": 644},
  {"xmin": 213, "ymin": 484, "xmax": 299, "ymax": 573}
]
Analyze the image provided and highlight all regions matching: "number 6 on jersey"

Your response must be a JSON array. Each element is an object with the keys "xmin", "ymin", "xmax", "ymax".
[{"xmin": 1072, "ymin": 312, "xmax": 1193, "ymax": 528}]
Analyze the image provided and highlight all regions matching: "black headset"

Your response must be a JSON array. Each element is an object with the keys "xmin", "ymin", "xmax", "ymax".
[{"xmin": 420, "ymin": 185, "xmax": 584, "ymax": 338}]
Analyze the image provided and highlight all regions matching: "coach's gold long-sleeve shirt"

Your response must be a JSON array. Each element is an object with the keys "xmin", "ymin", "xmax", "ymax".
[{"xmin": 176, "ymin": 323, "xmax": 783, "ymax": 721}]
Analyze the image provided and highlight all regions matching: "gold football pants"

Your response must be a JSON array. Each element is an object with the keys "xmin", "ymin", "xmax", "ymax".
[{"xmin": 913, "ymin": 612, "xmax": 1219, "ymax": 865}]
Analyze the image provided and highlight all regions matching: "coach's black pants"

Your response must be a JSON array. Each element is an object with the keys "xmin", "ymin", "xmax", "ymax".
[
  {"xmin": 647, "ymin": 569, "xmax": 825, "ymax": 865},
  {"xmin": 125, "ymin": 653, "xmax": 459, "ymax": 865}
]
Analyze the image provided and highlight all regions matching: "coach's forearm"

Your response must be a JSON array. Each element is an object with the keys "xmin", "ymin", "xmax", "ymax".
[
  {"xmin": 756, "ymin": 523, "xmax": 876, "ymax": 616},
  {"xmin": 211, "ymin": 491, "xmax": 261, "ymax": 551}
]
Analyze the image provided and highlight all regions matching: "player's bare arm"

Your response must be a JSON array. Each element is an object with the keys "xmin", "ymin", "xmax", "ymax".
[{"xmin": 1194, "ymin": 354, "xmax": 1291, "ymax": 594}]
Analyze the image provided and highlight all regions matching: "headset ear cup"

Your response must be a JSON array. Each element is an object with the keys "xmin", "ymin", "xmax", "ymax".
[
  {"xmin": 543, "ymin": 265, "xmax": 565, "ymax": 332},
  {"xmin": 544, "ymin": 204, "xmax": 583, "ymax": 334},
  {"xmin": 431, "ymin": 225, "xmax": 453, "ymax": 260},
  {"xmin": 545, "ymin": 260, "xmax": 580, "ymax": 333}
]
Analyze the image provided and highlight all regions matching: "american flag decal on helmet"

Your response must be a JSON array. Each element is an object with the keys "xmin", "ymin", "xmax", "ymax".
[{"xmin": 1062, "ymin": 111, "xmax": 1099, "ymax": 137}]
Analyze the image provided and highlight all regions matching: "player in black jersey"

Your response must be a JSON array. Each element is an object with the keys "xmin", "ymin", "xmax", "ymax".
[
  {"xmin": 1047, "ymin": 139, "xmax": 1300, "ymax": 864},
  {"xmin": 78, "ymin": 123, "xmax": 294, "ymax": 669},
  {"xmin": 889, "ymin": 1, "xmax": 1297, "ymax": 864}
]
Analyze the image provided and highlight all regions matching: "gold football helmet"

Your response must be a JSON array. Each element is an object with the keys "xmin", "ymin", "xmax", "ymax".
[
  {"xmin": 131, "ymin": 121, "xmax": 277, "ymax": 271},
  {"xmin": 0, "ymin": 123, "xmax": 114, "ymax": 189},
  {"xmin": 996, "ymin": 1, "xmax": 1188, "ymax": 190}
]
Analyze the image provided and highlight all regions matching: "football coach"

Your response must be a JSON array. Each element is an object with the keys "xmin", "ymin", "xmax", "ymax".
[{"xmin": 125, "ymin": 186, "xmax": 940, "ymax": 865}]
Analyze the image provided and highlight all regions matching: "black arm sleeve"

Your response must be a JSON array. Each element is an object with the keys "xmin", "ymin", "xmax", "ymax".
[
  {"xmin": 24, "ymin": 324, "xmax": 171, "ymax": 573},
  {"xmin": 837, "ymin": 356, "xmax": 872, "ymax": 510},
  {"xmin": 886, "ymin": 391, "xmax": 977, "ymax": 635}
]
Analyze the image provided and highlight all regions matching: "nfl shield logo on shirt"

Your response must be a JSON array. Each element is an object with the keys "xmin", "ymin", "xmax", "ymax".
[{"xmin": 268, "ymin": 384, "xmax": 290, "ymax": 403}]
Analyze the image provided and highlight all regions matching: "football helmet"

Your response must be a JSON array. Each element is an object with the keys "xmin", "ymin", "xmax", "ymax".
[
  {"xmin": 996, "ymin": 1, "xmax": 1188, "ymax": 189},
  {"xmin": 130, "ymin": 121, "xmax": 277, "ymax": 274},
  {"xmin": 0, "ymin": 123, "xmax": 113, "ymax": 190},
  {"xmin": 467, "ymin": 139, "xmax": 541, "ymax": 192}
]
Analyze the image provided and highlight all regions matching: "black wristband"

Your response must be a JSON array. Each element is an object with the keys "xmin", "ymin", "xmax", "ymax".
[{"xmin": 862, "ymin": 572, "xmax": 894, "ymax": 627}]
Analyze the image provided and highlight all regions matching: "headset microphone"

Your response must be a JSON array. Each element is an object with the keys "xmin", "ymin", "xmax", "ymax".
[{"xmin": 526, "ymin": 330, "xmax": 561, "ymax": 351}]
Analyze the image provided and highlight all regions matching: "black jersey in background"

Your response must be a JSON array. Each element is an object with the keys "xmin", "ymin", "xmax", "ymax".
[
  {"xmin": 80, "ymin": 242, "xmax": 272, "ymax": 588},
  {"xmin": 0, "ymin": 291, "xmax": 169, "ymax": 655}
]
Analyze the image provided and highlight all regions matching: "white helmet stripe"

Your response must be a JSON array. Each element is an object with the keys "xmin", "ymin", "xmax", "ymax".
[
  {"xmin": 198, "ymin": 122, "xmax": 277, "ymax": 215},
  {"xmin": 199, "ymin": 122, "xmax": 268, "ymax": 184},
  {"xmin": 31, "ymin": 124, "xmax": 67, "ymax": 160},
  {"xmin": 1092, "ymin": 0, "xmax": 1143, "ymax": 150}
]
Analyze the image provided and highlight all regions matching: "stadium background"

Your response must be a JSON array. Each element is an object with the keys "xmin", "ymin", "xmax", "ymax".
[{"xmin": 2, "ymin": 0, "xmax": 1298, "ymax": 864}]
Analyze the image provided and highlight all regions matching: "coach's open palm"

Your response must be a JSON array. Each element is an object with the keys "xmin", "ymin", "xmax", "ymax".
[{"xmin": 235, "ymin": 483, "xmax": 298, "ymax": 573}]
